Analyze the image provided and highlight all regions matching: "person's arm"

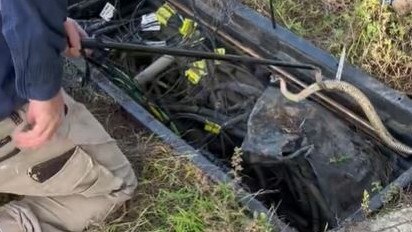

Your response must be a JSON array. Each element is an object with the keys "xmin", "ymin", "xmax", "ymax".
[
  {"xmin": 0, "ymin": 0, "xmax": 67, "ymax": 100},
  {"xmin": 1, "ymin": 1, "xmax": 87, "ymax": 149}
]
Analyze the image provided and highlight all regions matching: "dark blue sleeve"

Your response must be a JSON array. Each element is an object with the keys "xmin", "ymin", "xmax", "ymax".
[{"xmin": 0, "ymin": 0, "xmax": 67, "ymax": 101}]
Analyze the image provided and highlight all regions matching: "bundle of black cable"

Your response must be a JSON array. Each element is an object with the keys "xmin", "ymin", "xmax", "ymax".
[
  {"xmin": 68, "ymin": 0, "xmax": 142, "ymax": 19},
  {"xmin": 241, "ymin": 87, "xmax": 395, "ymax": 232}
]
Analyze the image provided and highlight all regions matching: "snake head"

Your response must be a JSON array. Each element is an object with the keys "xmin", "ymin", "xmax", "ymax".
[
  {"xmin": 269, "ymin": 75, "xmax": 281, "ymax": 85},
  {"xmin": 314, "ymin": 68, "xmax": 323, "ymax": 83}
]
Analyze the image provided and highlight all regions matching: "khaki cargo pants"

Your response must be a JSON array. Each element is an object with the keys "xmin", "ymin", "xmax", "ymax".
[{"xmin": 0, "ymin": 91, "xmax": 137, "ymax": 232}]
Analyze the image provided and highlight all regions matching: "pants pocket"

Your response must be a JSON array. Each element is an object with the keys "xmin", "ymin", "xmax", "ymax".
[
  {"xmin": 28, "ymin": 146, "xmax": 124, "ymax": 198},
  {"xmin": 62, "ymin": 92, "xmax": 114, "ymax": 146}
]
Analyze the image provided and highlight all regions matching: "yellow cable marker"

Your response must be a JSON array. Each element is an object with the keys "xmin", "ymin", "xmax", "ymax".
[
  {"xmin": 155, "ymin": 3, "xmax": 176, "ymax": 26},
  {"xmin": 214, "ymin": 48, "xmax": 226, "ymax": 64},
  {"xmin": 185, "ymin": 60, "xmax": 207, "ymax": 85},
  {"xmin": 185, "ymin": 69, "xmax": 202, "ymax": 85},
  {"xmin": 204, "ymin": 120, "xmax": 222, "ymax": 135},
  {"xmin": 179, "ymin": 18, "xmax": 197, "ymax": 38}
]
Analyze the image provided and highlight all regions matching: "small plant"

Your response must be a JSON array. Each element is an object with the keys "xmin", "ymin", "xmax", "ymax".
[
  {"xmin": 329, "ymin": 153, "xmax": 351, "ymax": 164},
  {"xmin": 246, "ymin": 212, "xmax": 274, "ymax": 232},
  {"xmin": 169, "ymin": 208, "xmax": 205, "ymax": 232},
  {"xmin": 372, "ymin": 181, "xmax": 383, "ymax": 193},
  {"xmin": 231, "ymin": 147, "xmax": 245, "ymax": 183},
  {"xmin": 383, "ymin": 184, "xmax": 401, "ymax": 204},
  {"xmin": 361, "ymin": 190, "xmax": 371, "ymax": 215}
]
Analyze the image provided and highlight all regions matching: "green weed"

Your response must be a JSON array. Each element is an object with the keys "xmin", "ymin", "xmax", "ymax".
[
  {"xmin": 86, "ymin": 139, "xmax": 273, "ymax": 232},
  {"xmin": 243, "ymin": 0, "xmax": 412, "ymax": 93},
  {"xmin": 329, "ymin": 153, "xmax": 351, "ymax": 164}
]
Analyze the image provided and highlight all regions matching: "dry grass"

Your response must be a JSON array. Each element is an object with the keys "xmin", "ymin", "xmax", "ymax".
[
  {"xmin": 86, "ymin": 143, "xmax": 272, "ymax": 232},
  {"xmin": 242, "ymin": 0, "xmax": 412, "ymax": 93}
]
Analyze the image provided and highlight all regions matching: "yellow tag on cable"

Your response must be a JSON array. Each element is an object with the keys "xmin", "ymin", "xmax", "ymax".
[
  {"xmin": 185, "ymin": 69, "xmax": 202, "ymax": 85},
  {"xmin": 204, "ymin": 120, "xmax": 221, "ymax": 135},
  {"xmin": 192, "ymin": 60, "xmax": 206, "ymax": 73},
  {"xmin": 155, "ymin": 3, "xmax": 176, "ymax": 26},
  {"xmin": 214, "ymin": 48, "xmax": 226, "ymax": 64},
  {"xmin": 179, "ymin": 19, "xmax": 196, "ymax": 38},
  {"xmin": 185, "ymin": 60, "xmax": 207, "ymax": 85},
  {"xmin": 214, "ymin": 48, "xmax": 226, "ymax": 55}
]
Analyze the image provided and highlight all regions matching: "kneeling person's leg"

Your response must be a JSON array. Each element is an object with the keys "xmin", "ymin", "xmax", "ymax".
[{"xmin": 0, "ymin": 92, "xmax": 137, "ymax": 231}]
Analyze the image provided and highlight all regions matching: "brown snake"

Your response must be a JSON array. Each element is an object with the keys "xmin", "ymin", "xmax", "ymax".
[{"xmin": 278, "ymin": 78, "xmax": 412, "ymax": 156}]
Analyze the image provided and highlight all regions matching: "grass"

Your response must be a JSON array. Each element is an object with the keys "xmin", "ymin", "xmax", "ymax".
[
  {"xmin": 62, "ymin": 77, "xmax": 273, "ymax": 232},
  {"xmin": 87, "ymin": 138, "xmax": 272, "ymax": 232},
  {"xmin": 242, "ymin": 0, "xmax": 412, "ymax": 93}
]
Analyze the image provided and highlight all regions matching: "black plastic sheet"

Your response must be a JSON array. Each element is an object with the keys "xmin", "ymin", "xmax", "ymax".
[{"xmin": 242, "ymin": 87, "xmax": 395, "ymax": 231}]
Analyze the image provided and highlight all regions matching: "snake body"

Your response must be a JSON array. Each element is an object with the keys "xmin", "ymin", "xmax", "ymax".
[{"xmin": 279, "ymin": 78, "xmax": 412, "ymax": 156}]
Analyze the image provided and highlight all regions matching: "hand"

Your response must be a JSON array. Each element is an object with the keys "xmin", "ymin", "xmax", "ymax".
[
  {"xmin": 13, "ymin": 91, "xmax": 65, "ymax": 149},
  {"xmin": 64, "ymin": 18, "xmax": 89, "ymax": 58}
]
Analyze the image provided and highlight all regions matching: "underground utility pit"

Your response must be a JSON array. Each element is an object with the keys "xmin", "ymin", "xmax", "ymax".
[{"xmin": 68, "ymin": 0, "xmax": 412, "ymax": 231}]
